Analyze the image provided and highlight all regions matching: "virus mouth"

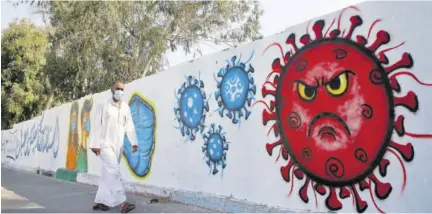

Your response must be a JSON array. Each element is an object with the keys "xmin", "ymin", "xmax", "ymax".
[
  {"xmin": 307, "ymin": 112, "xmax": 351, "ymax": 138},
  {"xmin": 318, "ymin": 126, "xmax": 337, "ymax": 140}
]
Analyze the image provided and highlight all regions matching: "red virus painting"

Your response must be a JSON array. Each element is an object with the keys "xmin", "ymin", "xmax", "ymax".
[{"xmin": 254, "ymin": 6, "xmax": 432, "ymax": 213}]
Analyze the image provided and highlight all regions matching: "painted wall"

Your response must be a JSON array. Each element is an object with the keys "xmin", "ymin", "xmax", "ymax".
[{"xmin": 2, "ymin": 2, "xmax": 432, "ymax": 213}]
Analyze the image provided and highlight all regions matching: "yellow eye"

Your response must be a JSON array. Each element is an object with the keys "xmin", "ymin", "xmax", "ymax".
[
  {"xmin": 326, "ymin": 72, "xmax": 349, "ymax": 96},
  {"xmin": 297, "ymin": 82, "xmax": 316, "ymax": 101}
]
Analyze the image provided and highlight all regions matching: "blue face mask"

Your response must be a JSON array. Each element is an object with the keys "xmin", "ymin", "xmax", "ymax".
[
  {"xmin": 84, "ymin": 119, "xmax": 90, "ymax": 132},
  {"xmin": 71, "ymin": 122, "xmax": 76, "ymax": 131},
  {"xmin": 113, "ymin": 90, "xmax": 124, "ymax": 100}
]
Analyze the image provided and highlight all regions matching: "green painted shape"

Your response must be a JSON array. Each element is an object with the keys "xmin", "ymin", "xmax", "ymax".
[
  {"xmin": 56, "ymin": 168, "xmax": 78, "ymax": 182},
  {"xmin": 76, "ymin": 146, "xmax": 87, "ymax": 172}
]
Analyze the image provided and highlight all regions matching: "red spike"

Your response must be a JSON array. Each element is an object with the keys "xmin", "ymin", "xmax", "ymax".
[
  {"xmin": 314, "ymin": 184, "xmax": 326, "ymax": 195},
  {"xmin": 273, "ymin": 75, "xmax": 279, "ymax": 87},
  {"xmin": 265, "ymin": 139, "xmax": 282, "ymax": 156},
  {"xmin": 326, "ymin": 187, "xmax": 342, "ymax": 211},
  {"xmin": 377, "ymin": 42, "xmax": 405, "ymax": 65},
  {"xmin": 345, "ymin": 15, "xmax": 363, "ymax": 39},
  {"xmin": 263, "ymin": 81, "xmax": 276, "ymax": 89},
  {"xmin": 388, "ymin": 148, "xmax": 407, "ymax": 193},
  {"xmin": 329, "ymin": 29, "xmax": 341, "ymax": 38},
  {"xmin": 394, "ymin": 115, "xmax": 405, "ymax": 136},
  {"xmin": 281, "ymin": 159, "xmax": 294, "ymax": 182},
  {"xmin": 367, "ymin": 179, "xmax": 386, "ymax": 213},
  {"xmin": 312, "ymin": 181, "xmax": 318, "ymax": 208},
  {"xmin": 389, "ymin": 75, "xmax": 401, "ymax": 92},
  {"xmin": 385, "ymin": 53, "xmax": 414, "ymax": 74},
  {"xmin": 300, "ymin": 34, "xmax": 311, "ymax": 46},
  {"xmin": 377, "ymin": 52, "xmax": 389, "ymax": 64},
  {"xmin": 281, "ymin": 145, "xmax": 288, "ymax": 160},
  {"xmin": 284, "ymin": 51, "xmax": 291, "ymax": 63},
  {"xmin": 394, "ymin": 91, "xmax": 418, "ymax": 112},
  {"xmin": 359, "ymin": 180, "xmax": 370, "ymax": 191},
  {"xmin": 356, "ymin": 35, "xmax": 368, "ymax": 46},
  {"xmin": 351, "ymin": 186, "xmax": 368, "ymax": 213},
  {"xmin": 390, "ymin": 141, "xmax": 414, "ymax": 162},
  {"xmin": 271, "ymin": 58, "xmax": 283, "ymax": 73},
  {"xmin": 339, "ymin": 187, "xmax": 351, "ymax": 199},
  {"xmin": 274, "ymin": 123, "xmax": 280, "ymax": 138},
  {"xmin": 369, "ymin": 174, "xmax": 392, "ymax": 199},
  {"xmin": 379, "ymin": 158, "xmax": 390, "ymax": 177},
  {"xmin": 367, "ymin": 19, "xmax": 382, "ymax": 39},
  {"xmin": 269, "ymin": 100, "xmax": 276, "ymax": 111},
  {"xmin": 391, "ymin": 71, "xmax": 432, "ymax": 86},
  {"xmin": 312, "ymin": 20, "xmax": 325, "ymax": 39},
  {"xmin": 299, "ymin": 178, "xmax": 311, "ymax": 203},
  {"xmin": 294, "ymin": 168, "xmax": 304, "ymax": 179},
  {"xmin": 263, "ymin": 110, "xmax": 276, "ymax": 126},
  {"xmin": 262, "ymin": 86, "xmax": 276, "ymax": 98},
  {"xmin": 286, "ymin": 33, "xmax": 298, "ymax": 52},
  {"xmin": 368, "ymin": 30, "xmax": 390, "ymax": 52}
]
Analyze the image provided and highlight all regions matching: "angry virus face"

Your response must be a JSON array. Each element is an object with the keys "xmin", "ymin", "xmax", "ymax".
[
  {"xmin": 277, "ymin": 38, "xmax": 395, "ymax": 186},
  {"xmin": 256, "ymin": 6, "xmax": 432, "ymax": 213}
]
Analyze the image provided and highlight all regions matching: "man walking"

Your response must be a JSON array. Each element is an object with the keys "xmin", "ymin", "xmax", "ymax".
[{"xmin": 89, "ymin": 81, "xmax": 138, "ymax": 213}]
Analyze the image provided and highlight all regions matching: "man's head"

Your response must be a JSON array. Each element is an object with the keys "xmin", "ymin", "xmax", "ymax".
[{"xmin": 111, "ymin": 81, "xmax": 125, "ymax": 101}]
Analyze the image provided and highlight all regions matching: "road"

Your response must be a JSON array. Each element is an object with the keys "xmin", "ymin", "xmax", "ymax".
[{"xmin": 1, "ymin": 167, "xmax": 216, "ymax": 213}]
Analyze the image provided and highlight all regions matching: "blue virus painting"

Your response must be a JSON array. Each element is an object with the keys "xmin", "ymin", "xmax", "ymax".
[
  {"xmin": 214, "ymin": 52, "xmax": 257, "ymax": 124},
  {"xmin": 123, "ymin": 93, "xmax": 156, "ymax": 178},
  {"xmin": 174, "ymin": 75, "xmax": 209, "ymax": 141},
  {"xmin": 202, "ymin": 124, "xmax": 230, "ymax": 175}
]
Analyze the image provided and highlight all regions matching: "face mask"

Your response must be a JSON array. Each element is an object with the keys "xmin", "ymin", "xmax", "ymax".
[
  {"xmin": 71, "ymin": 122, "xmax": 76, "ymax": 131},
  {"xmin": 113, "ymin": 90, "xmax": 124, "ymax": 100}
]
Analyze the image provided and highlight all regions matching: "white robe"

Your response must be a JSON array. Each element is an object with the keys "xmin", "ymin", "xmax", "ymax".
[{"xmin": 88, "ymin": 98, "xmax": 138, "ymax": 207}]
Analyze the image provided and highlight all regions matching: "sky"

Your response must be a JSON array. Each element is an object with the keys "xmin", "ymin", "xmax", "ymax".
[{"xmin": 1, "ymin": 0, "xmax": 366, "ymax": 67}]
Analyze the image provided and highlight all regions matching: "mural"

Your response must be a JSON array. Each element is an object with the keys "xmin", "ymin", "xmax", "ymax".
[
  {"xmin": 66, "ymin": 101, "xmax": 80, "ymax": 170},
  {"xmin": 202, "ymin": 124, "xmax": 230, "ymax": 175},
  {"xmin": 214, "ymin": 53, "xmax": 257, "ymax": 124},
  {"xmin": 123, "ymin": 92, "xmax": 156, "ymax": 178},
  {"xmin": 256, "ymin": 6, "xmax": 432, "ymax": 213},
  {"xmin": 174, "ymin": 75, "xmax": 209, "ymax": 141},
  {"xmin": 77, "ymin": 98, "xmax": 93, "ymax": 172},
  {"xmin": 1, "ymin": 116, "xmax": 60, "ymax": 161}
]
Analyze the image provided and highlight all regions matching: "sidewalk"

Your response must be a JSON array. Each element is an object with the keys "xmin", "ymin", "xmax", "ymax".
[{"xmin": 1, "ymin": 167, "xmax": 217, "ymax": 213}]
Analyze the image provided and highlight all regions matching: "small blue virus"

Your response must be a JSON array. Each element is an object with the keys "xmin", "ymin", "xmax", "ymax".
[
  {"xmin": 174, "ymin": 75, "xmax": 209, "ymax": 141},
  {"xmin": 202, "ymin": 124, "xmax": 229, "ymax": 175},
  {"xmin": 214, "ymin": 52, "xmax": 256, "ymax": 124}
]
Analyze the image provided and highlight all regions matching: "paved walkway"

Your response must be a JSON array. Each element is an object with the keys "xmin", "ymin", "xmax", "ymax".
[{"xmin": 1, "ymin": 167, "xmax": 216, "ymax": 213}]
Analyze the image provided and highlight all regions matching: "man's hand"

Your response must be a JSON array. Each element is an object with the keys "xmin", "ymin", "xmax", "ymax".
[
  {"xmin": 91, "ymin": 148, "xmax": 101, "ymax": 156},
  {"xmin": 132, "ymin": 145, "xmax": 138, "ymax": 153}
]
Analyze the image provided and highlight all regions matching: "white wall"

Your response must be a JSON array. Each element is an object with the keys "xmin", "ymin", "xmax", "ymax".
[{"xmin": 2, "ymin": 1, "xmax": 432, "ymax": 213}]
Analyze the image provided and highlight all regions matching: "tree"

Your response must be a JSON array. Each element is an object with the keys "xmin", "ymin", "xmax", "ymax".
[
  {"xmin": 1, "ymin": 19, "xmax": 50, "ymax": 129},
  {"xmin": 21, "ymin": 1, "xmax": 263, "ymax": 104}
]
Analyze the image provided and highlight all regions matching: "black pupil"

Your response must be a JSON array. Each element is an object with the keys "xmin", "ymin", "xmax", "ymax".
[
  {"xmin": 329, "ymin": 77, "xmax": 341, "ymax": 89},
  {"xmin": 304, "ymin": 86, "xmax": 315, "ymax": 97},
  {"xmin": 116, "ymin": 88, "xmax": 124, "ymax": 91}
]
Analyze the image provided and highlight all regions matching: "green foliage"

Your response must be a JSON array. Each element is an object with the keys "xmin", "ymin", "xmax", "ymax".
[
  {"xmin": 3, "ymin": 1, "xmax": 263, "ymax": 128},
  {"xmin": 1, "ymin": 19, "xmax": 50, "ymax": 129},
  {"xmin": 33, "ymin": 1, "xmax": 263, "ymax": 98}
]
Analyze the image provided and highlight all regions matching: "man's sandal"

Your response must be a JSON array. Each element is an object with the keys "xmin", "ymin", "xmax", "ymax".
[
  {"xmin": 120, "ymin": 202, "xmax": 136, "ymax": 213},
  {"xmin": 93, "ymin": 203, "xmax": 110, "ymax": 211}
]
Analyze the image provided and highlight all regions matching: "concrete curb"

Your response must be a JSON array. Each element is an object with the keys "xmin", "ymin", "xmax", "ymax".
[
  {"xmin": 76, "ymin": 172, "xmax": 304, "ymax": 213},
  {"xmin": 55, "ymin": 168, "xmax": 78, "ymax": 182}
]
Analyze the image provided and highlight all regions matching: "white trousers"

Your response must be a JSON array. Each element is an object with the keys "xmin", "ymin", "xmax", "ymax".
[{"xmin": 94, "ymin": 146, "xmax": 126, "ymax": 207}]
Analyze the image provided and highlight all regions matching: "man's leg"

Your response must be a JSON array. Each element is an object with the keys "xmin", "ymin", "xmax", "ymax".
[{"xmin": 94, "ymin": 148, "xmax": 127, "ymax": 208}]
